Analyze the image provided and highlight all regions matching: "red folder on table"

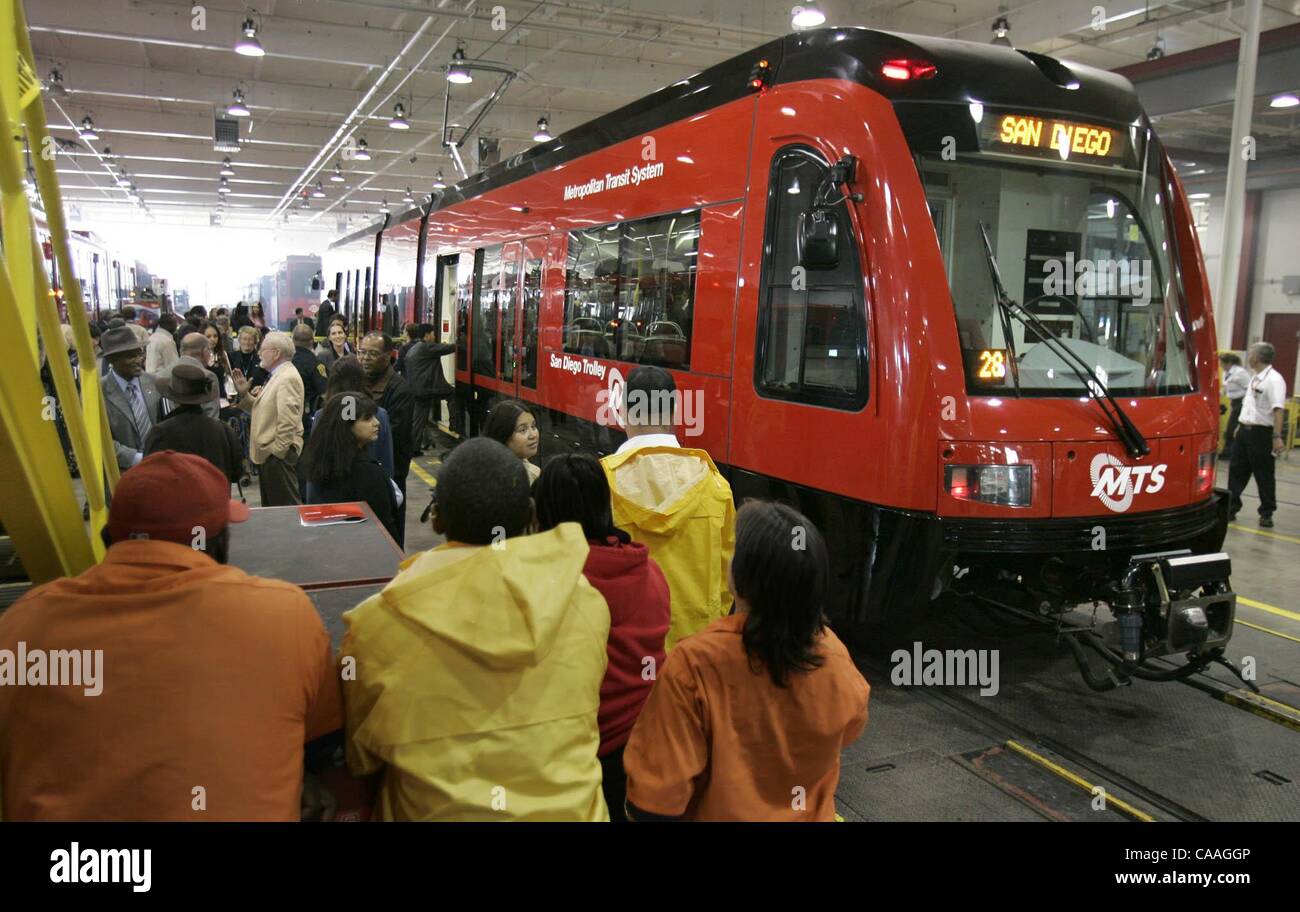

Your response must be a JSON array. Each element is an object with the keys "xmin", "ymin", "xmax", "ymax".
[{"xmin": 298, "ymin": 504, "xmax": 368, "ymax": 527}]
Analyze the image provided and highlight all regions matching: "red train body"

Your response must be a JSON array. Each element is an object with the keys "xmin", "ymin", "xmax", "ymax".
[{"xmin": 327, "ymin": 28, "xmax": 1235, "ymax": 670}]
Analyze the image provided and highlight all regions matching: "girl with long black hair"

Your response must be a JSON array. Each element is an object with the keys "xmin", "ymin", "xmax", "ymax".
[
  {"xmin": 621, "ymin": 500, "xmax": 870, "ymax": 821},
  {"xmin": 302, "ymin": 393, "xmax": 400, "ymax": 543}
]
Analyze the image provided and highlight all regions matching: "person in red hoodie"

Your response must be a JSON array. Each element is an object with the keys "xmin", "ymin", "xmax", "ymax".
[{"xmin": 533, "ymin": 453, "xmax": 670, "ymax": 821}]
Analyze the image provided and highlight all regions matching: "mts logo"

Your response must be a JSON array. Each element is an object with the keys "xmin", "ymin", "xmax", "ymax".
[{"xmin": 1089, "ymin": 453, "xmax": 1167, "ymax": 513}]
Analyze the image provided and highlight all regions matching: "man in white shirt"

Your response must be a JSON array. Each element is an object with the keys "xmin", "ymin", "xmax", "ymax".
[
  {"xmin": 145, "ymin": 313, "xmax": 180, "ymax": 374},
  {"xmin": 1219, "ymin": 352, "xmax": 1249, "ymax": 458},
  {"xmin": 1228, "ymin": 342, "xmax": 1288, "ymax": 528}
]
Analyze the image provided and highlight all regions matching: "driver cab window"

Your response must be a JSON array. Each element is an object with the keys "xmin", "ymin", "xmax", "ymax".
[{"xmin": 756, "ymin": 146, "xmax": 868, "ymax": 410}]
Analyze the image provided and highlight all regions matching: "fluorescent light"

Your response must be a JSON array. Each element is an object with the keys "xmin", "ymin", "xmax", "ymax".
[
  {"xmin": 235, "ymin": 18, "xmax": 265, "ymax": 57},
  {"xmin": 1188, "ymin": 192, "xmax": 1211, "ymax": 199},
  {"xmin": 1270, "ymin": 93, "xmax": 1299, "ymax": 109}
]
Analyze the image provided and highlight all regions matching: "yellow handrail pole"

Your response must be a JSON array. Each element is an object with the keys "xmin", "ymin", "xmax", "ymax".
[
  {"xmin": 0, "ymin": 0, "xmax": 34, "ymax": 363},
  {"xmin": 13, "ymin": 0, "xmax": 114, "ymax": 523}
]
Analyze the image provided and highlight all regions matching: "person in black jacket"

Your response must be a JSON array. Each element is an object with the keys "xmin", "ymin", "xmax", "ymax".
[
  {"xmin": 291, "ymin": 324, "xmax": 329, "ymax": 432},
  {"xmin": 301, "ymin": 392, "xmax": 400, "ymax": 543},
  {"xmin": 404, "ymin": 323, "xmax": 457, "ymax": 456},
  {"xmin": 359, "ymin": 331, "xmax": 414, "ymax": 548},
  {"xmin": 145, "ymin": 361, "xmax": 243, "ymax": 485}
]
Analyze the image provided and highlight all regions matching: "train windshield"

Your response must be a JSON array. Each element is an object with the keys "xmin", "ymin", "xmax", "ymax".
[{"xmin": 902, "ymin": 104, "xmax": 1194, "ymax": 397}]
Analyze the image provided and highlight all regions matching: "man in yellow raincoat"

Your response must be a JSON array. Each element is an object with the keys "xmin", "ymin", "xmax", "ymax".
[
  {"xmin": 602, "ymin": 366, "xmax": 735, "ymax": 651},
  {"xmin": 341, "ymin": 438, "xmax": 611, "ymax": 821}
]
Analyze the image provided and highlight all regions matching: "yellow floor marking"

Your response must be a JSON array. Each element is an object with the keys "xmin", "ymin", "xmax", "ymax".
[
  {"xmin": 1238, "ymin": 596, "xmax": 1300, "ymax": 623},
  {"xmin": 1004, "ymin": 740, "xmax": 1154, "ymax": 822},
  {"xmin": 409, "ymin": 460, "xmax": 438, "ymax": 488},
  {"xmin": 1236, "ymin": 619, "xmax": 1300, "ymax": 645},
  {"xmin": 1220, "ymin": 690, "xmax": 1300, "ymax": 733},
  {"xmin": 1229, "ymin": 523, "xmax": 1300, "ymax": 546}
]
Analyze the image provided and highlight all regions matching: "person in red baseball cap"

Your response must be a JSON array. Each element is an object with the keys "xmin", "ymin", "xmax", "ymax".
[
  {"xmin": 106, "ymin": 449, "xmax": 250, "ymax": 560},
  {"xmin": 0, "ymin": 450, "xmax": 343, "ymax": 821}
]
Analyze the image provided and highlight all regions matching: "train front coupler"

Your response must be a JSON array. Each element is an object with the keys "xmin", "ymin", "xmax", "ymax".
[{"xmin": 1068, "ymin": 550, "xmax": 1241, "ymax": 690}]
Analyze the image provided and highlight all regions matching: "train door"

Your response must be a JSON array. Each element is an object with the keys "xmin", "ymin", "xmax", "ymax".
[
  {"xmin": 516, "ymin": 237, "xmax": 546, "ymax": 404},
  {"xmin": 431, "ymin": 254, "xmax": 459, "ymax": 433}
]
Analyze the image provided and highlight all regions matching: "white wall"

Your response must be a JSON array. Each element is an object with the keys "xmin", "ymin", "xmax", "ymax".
[{"xmin": 71, "ymin": 214, "xmax": 332, "ymax": 311}]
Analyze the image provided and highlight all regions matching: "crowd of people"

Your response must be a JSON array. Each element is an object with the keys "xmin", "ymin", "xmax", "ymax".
[{"xmin": 6, "ymin": 331, "xmax": 873, "ymax": 821}]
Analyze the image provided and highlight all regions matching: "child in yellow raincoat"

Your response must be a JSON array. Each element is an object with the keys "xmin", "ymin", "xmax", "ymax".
[
  {"xmin": 341, "ymin": 438, "xmax": 611, "ymax": 821},
  {"xmin": 602, "ymin": 366, "xmax": 735, "ymax": 650}
]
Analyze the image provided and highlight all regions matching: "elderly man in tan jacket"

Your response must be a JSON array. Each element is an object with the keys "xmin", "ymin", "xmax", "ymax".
[{"xmin": 232, "ymin": 331, "xmax": 304, "ymax": 506}]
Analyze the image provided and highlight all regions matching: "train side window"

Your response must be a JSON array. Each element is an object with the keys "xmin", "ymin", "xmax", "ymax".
[
  {"xmin": 473, "ymin": 245, "xmax": 502, "ymax": 377},
  {"xmin": 756, "ymin": 147, "xmax": 868, "ymax": 410},
  {"xmin": 521, "ymin": 258, "xmax": 542, "ymax": 389},
  {"xmin": 563, "ymin": 227, "xmax": 620, "ymax": 359},
  {"xmin": 563, "ymin": 211, "xmax": 698, "ymax": 369}
]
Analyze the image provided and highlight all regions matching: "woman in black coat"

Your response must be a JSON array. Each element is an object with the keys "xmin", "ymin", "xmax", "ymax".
[{"xmin": 301, "ymin": 392, "xmax": 400, "ymax": 543}]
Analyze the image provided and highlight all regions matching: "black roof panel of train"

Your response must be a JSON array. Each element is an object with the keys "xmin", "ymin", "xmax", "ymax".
[{"xmin": 332, "ymin": 27, "xmax": 1144, "ymax": 248}]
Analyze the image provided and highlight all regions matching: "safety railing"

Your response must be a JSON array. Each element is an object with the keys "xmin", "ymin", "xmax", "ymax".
[{"xmin": 0, "ymin": 0, "xmax": 114, "ymax": 584}]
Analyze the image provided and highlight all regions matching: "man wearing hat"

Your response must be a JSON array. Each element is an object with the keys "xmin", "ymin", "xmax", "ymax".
[
  {"xmin": 100, "ymin": 321, "xmax": 163, "ymax": 469},
  {"xmin": 145, "ymin": 361, "xmax": 243, "ymax": 484},
  {"xmin": 0, "ymin": 451, "xmax": 344, "ymax": 820}
]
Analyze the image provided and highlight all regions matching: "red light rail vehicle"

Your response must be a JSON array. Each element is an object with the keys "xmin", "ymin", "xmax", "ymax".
[{"xmin": 326, "ymin": 27, "xmax": 1240, "ymax": 690}]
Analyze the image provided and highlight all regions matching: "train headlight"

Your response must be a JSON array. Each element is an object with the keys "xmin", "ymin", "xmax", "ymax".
[{"xmin": 944, "ymin": 464, "xmax": 1033, "ymax": 507}]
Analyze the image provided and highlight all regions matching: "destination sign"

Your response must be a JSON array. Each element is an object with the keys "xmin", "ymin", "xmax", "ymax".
[{"xmin": 980, "ymin": 113, "xmax": 1132, "ymax": 167}]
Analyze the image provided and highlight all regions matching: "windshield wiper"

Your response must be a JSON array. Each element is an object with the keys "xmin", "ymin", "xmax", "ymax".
[{"xmin": 977, "ymin": 222, "xmax": 1150, "ymax": 459}]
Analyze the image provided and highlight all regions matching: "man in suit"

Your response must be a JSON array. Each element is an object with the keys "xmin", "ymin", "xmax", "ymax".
[
  {"xmin": 100, "ymin": 324, "xmax": 163, "ymax": 470},
  {"xmin": 155, "ymin": 333, "xmax": 221, "ymax": 420},
  {"xmin": 232, "ymin": 331, "xmax": 304, "ymax": 507},
  {"xmin": 146, "ymin": 362, "xmax": 243, "ymax": 485}
]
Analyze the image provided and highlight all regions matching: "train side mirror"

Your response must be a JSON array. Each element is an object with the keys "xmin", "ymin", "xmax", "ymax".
[{"xmin": 797, "ymin": 206, "xmax": 839, "ymax": 269}]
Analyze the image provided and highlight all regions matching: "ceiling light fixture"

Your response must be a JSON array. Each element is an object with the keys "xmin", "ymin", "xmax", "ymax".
[
  {"xmin": 353, "ymin": 137, "xmax": 371, "ymax": 161},
  {"xmin": 991, "ymin": 16, "xmax": 1011, "ymax": 46},
  {"xmin": 115, "ymin": 169, "xmax": 131, "ymax": 188},
  {"xmin": 1146, "ymin": 37, "xmax": 1166, "ymax": 61},
  {"xmin": 791, "ymin": 2, "xmax": 826, "ymax": 29},
  {"xmin": 234, "ymin": 13, "xmax": 265, "ymax": 57},
  {"xmin": 380, "ymin": 199, "xmax": 390, "ymax": 214},
  {"xmin": 219, "ymin": 157, "xmax": 235, "ymax": 177},
  {"xmin": 403, "ymin": 187, "xmax": 415, "ymax": 203},
  {"xmin": 218, "ymin": 177, "xmax": 231, "ymax": 194},
  {"xmin": 227, "ymin": 88, "xmax": 251, "ymax": 117},
  {"xmin": 433, "ymin": 170, "xmax": 447, "ymax": 190},
  {"xmin": 1270, "ymin": 93, "xmax": 1299, "ymax": 108},
  {"xmin": 533, "ymin": 115, "xmax": 552, "ymax": 142},
  {"xmin": 330, "ymin": 162, "xmax": 345, "ymax": 182},
  {"xmin": 47, "ymin": 66, "xmax": 70, "ymax": 97},
  {"xmin": 447, "ymin": 46, "xmax": 473, "ymax": 85},
  {"xmin": 390, "ymin": 102, "xmax": 411, "ymax": 130},
  {"xmin": 312, "ymin": 180, "xmax": 326, "ymax": 198},
  {"xmin": 78, "ymin": 115, "xmax": 99, "ymax": 141}
]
